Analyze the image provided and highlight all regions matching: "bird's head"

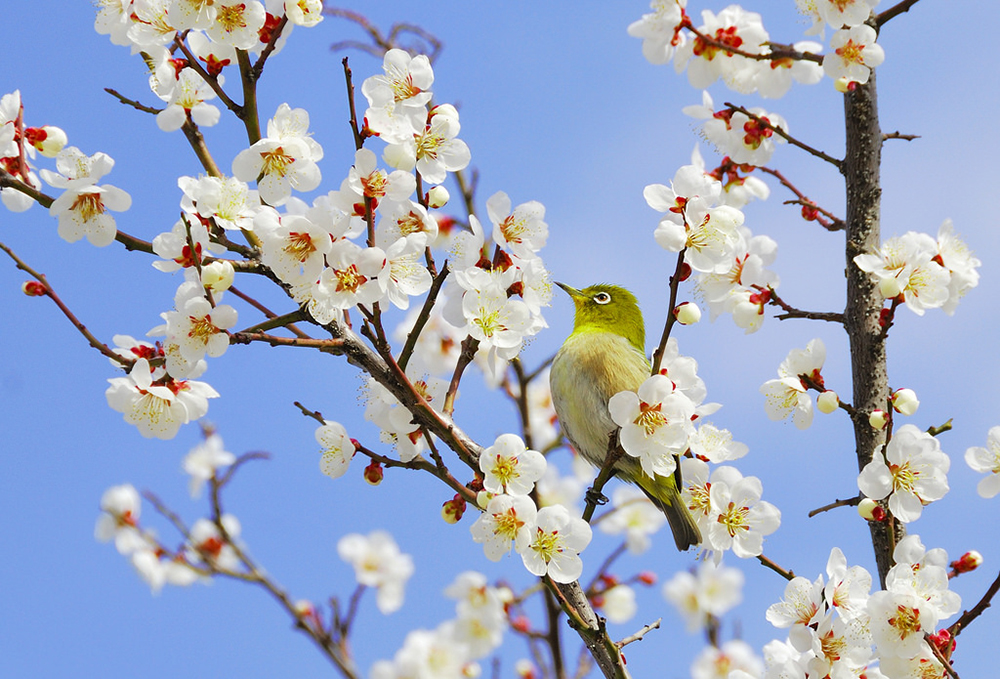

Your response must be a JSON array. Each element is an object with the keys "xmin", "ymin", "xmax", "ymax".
[{"xmin": 556, "ymin": 282, "xmax": 645, "ymax": 352}]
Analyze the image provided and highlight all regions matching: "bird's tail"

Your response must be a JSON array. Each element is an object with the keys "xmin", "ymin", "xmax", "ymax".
[{"xmin": 636, "ymin": 472, "xmax": 702, "ymax": 552}]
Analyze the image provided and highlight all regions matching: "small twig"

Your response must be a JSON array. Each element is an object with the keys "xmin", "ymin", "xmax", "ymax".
[
  {"xmin": 1, "ymin": 241, "xmax": 132, "ymax": 367},
  {"xmin": 582, "ymin": 433, "xmax": 626, "ymax": 524},
  {"xmin": 949, "ymin": 569, "xmax": 1000, "ymax": 638},
  {"xmin": 725, "ymin": 102, "xmax": 843, "ymax": 169},
  {"xmin": 883, "ymin": 131, "xmax": 920, "ymax": 142},
  {"xmin": 236, "ymin": 309, "xmax": 308, "ymax": 335},
  {"xmin": 227, "ymin": 287, "xmax": 311, "ymax": 339},
  {"xmin": 616, "ymin": 618, "xmax": 661, "ymax": 649},
  {"xmin": 756, "ymin": 165, "xmax": 844, "ymax": 231},
  {"xmin": 442, "ymin": 336, "xmax": 480, "ymax": 416},
  {"xmin": 927, "ymin": 419, "xmax": 953, "ymax": 437},
  {"xmin": 172, "ymin": 35, "xmax": 240, "ymax": 113},
  {"xmin": 216, "ymin": 451, "xmax": 271, "ymax": 489},
  {"xmin": 761, "ymin": 286, "xmax": 845, "ymax": 323},
  {"xmin": 397, "ymin": 262, "xmax": 450, "ymax": 372},
  {"xmin": 341, "ymin": 58, "xmax": 365, "ymax": 152},
  {"xmin": 924, "ymin": 633, "xmax": 960, "ymax": 679},
  {"xmin": 251, "ymin": 14, "xmax": 289, "ymax": 79},
  {"xmin": 877, "ymin": 0, "xmax": 922, "ymax": 26},
  {"xmin": 104, "ymin": 87, "xmax": 163, "ymax": 115},
  {"xmin": 808, "ymin": 495, "xmax": 861, "ymax": 518},
  {"xmin": 650, "ymin": 248, "xmax": 688, "ymax": 375},
  {"xmin": 229, "ymin": 330, "xmax": 346, "ymax": 354},
  {"xmin": 757, "ymin": 554, "xmax": 795, "ymax": 581}
]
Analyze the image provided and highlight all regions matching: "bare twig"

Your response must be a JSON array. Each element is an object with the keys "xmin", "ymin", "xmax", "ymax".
[
  {"xmin": 808, "ymin": 495, "xmax": 861, "ymax": 518},
  {"xmin": 949, "ymin": 569, "xmax": 1000, "ymax": 638},
  {"xmin": 725, "ymin": 102, "xmax": 843, "ymax": 169},
  {"xmin": 617, "ymin": 618, "xmax": 661, "ymax": 649},
  {"xmin": 757, "ymin": 554, "xmax": 795, "ymax": 581}
]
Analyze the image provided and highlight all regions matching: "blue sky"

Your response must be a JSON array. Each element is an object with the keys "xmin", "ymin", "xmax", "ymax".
[{"xmin": 2, "ymin": 2, "xmax": 999, "ymax": 678}]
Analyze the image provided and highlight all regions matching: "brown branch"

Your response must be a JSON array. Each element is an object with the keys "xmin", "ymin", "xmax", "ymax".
[
  {"xmin": 883, "ymin": 131, "xmax": 920, "ymax": 142},
  {"xmin": 924, "ymin": 633, "xmax": 960, "ymax": 679},
  {"xmin": 650, "ymin": 248, "xmax": 688, "ymax": 375},
  {"xmin": 948, "ymin": 569, "xmax": 1000, "ymax": 638},
  {"xmin": 172, "ymin": 35, "xmax": 240, "ymax": 113},
  {"xmin": 757, "ymin": 554, "xmax": 795, "ymax": 581},
  {"xmin": 617, "ymin": 618, "xmax": 661, "ymax": 649},
  {"xmin": 808, "ymin": 495, "xmax": 861, "ymax": 518},
  {"xmin": 876, "ymin": 0, "xmax": 922, "ymax": 27},
  {"xmin": 0, "ymin": 241, "xmax": 132, "ymax": 368},
  {"xmin": 442, "ymin": 336, "xmax": 479, "ymax": 416},
  {"xmin": 251, "ymin": 14, "xmax": 289, "ymax": 80},
  {"xmin": 104, "ymin": 87, "xmax": 163, "ymax": 115},
  {"xmin": 397, "ymin": 263, "xmax": 450, "ymax": 372},
  {"xmin": 756, "ymin": 165, "xmax": 845, "ymax": 231},
  {"xmin": 724, "ymin": 102, "xmax": 843, "ymax": 169},
  {"xmin": 581, "ymin": 433, "xmax": 626, "ymax": 524},
  {"xmin": 227, "ymin": 286, "xmax": 311, "ymax": 339},
  {"xmin": 229, "ymin": 330, "xmax": 346, "ymax": 354},
  {"xmin": 760, "ymin": 287, "xmax": 845, "ymax": 323}
]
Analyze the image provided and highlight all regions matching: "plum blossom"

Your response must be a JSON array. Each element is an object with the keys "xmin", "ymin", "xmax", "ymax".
[
  {"xmin": 316, "ymin": 239, "xmax": 387, "ymax": 310},
  {"xmin": 756, "ymin": 41, "xmax": 824, "ymax": 98},
  {"xmin": 815, "ymin": 0, "xmax": 880, "ymax": 29},
  {"xmin": 628, "ymin": 0, "xmax": 688, "ymax": 65},
  {"xmin": 106, "ymin": 358, "xmax": 219, "ymax": 439},
  {"xmin": 255, "ymin": 208, "xmax": 331, "ymax": 284},
  {"xmin": 707, "ymin": 472, "xmax": 781, "ymax": 559},
  {"xmin": 823, "ymin": 25, "xmax": 885, "ymax": 85},
  {"xmin": 317, "ymin": 420, "xmax": 355, "ymax": 479},
  {"xmin": 470, "ymin": 493, "xmax": 537, "ymax": 561},
  {"xmin": 183, "ymin": 432, "xmax": 236, "ymax": 498},
  {"xmin": 284, "ymin": 0, "xmax": 323, "ymax": 27},
  {"xmin": 41, "ymin": 146, "xmax": 131, "ymax": 247},
  {"xmin": 598, "ymin": 486, "xmax": 666, "ymax": 554},
  {"xmin": 338, "ymin": 530, "xmax": 414, "ymax": 614},
  {"xmin": 178, "ymin": 174, "xmax": 258, "ymax": 232},
  {"xmin": 608, "ymin": 374, "xmax": 697, "ymax": 479},
  {"xmin": 155, "ymin": 68, "xmax": 220, "ymax": 132},
  {"xmin": 674, "ymin": 6, "xmax": 769, "ymax": 94},
  {"xmin": 760, "ymin": 338, "xmax": 825, "ymax": 429},
  {"xmin": 206, "ymin": 0, "xmax": 266, "ymax": 49},
  {"xmin": 479, "ymin": 433, "xmax": 546, "ymax": 497},
  {"xmin": 386, "ymin": 105, "xmax": 471, "ymax": 184},
  {"xmin": 935, "ymin": 219, "xmax": 981, "ymax": 314},
  {"xmin": 232, "ymin": 104, "xmax": 322, "ymax": 205},
  {"xmin": 519, "ymin": 504, "xmax": 592, "ymax": 584},
  {"xmin": 487, "ymin": 191, "xmax": 548, "ymax": 260},
  {"xmin": 186, "ymin": 515, "xmax": 242, "ymax": 571},
  {"xmin": 663, "ymin": 560, "xmax": 745, "ymax": 631},
  {"xmin": 965, "ymin": 425, "xmax": 1000, "ymax": 498},
  {"xmin": 858, "ymin": 424, "xmax": 950, "ymax": 522},
  {"xmin": 94, "ymin": 483, "xmax": 148, "ymax": 555},
  {"xmin": 691, "ymin": 640, "xmax": 763, "ymax": 679},
  {"xmin": 854, "ymin": 231, "xmax": 950, "ymax": 314}
]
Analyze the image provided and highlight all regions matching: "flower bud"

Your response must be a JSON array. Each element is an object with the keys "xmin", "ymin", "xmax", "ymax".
[
  {"xmin": 868, "ymin": 409, "xmax": 887, "ymax": 430},
  {"xmin": 363, "ymin": 460, "xmax": 383, "ymax": 485},
  {"xmin": 201, "ymin": 260, "xmax": 235, "ymax": 293},
  {"xmin": 430, "ymin": 103, "xmax": 459, "ymax": 121},
  {"xmin": 817, "ymin": 390, "xmax": 839, "ymax": 414},
  {"xmin": 834, "ymin": 77, "xmax": 851, "ymax": 93},
  {"xmin": 426, "ymin": 185, "xmax": 450, "ymax": 208},
  {"xmin": 858, "ymin": 497, "xmax": 879, "ymax": 520},
  {"xmin": 441, "ymin": 494, "xmax": 467, "ymax": 524},
  {"xmin": 890, "ymin": 388, "xmax": 919, "ymax": 416},
  {"xmin": 637, "ymin": 571, "xmax": 657, "ymax": 586},
  {"xmin": 511, "ymin": 615, "xmax": 531, "ymax": 633},
  {"xmin": 24, "ymin": 125, "xmax": 67, "ymax": 157},
  {"xmin": 950, "ymin": 550, "xmax": 983, "ymax": 575},
  {"xmin": 515, "ymin": 659, "xmax": 538, "ymax": 679},
  {"xmin": 878, "ymin": 276, "xmax": 903, "ymax": 299},
  {"xmin": 673, "ymin": 301, "xmax": 701, "ymax": 325},
  {"xmin": 476, "ymin": 489, "xmax": 493, "ymax": 509},
  {"xmin": 21, "ymin": 280, "xmax": 46, "ymax": 296}
]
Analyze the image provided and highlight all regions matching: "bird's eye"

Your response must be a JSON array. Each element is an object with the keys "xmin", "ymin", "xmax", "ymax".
[{"xmin": 593, "ymin": 292, "xmax": 611, "ymax": 305}]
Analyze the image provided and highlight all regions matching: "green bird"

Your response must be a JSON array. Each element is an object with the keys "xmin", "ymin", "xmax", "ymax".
[{"xmin": 549, "ymin": 283, "xmax": 702, "ymax": 551}]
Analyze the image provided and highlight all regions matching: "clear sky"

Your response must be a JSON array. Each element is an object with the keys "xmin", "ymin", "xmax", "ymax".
[{"xmin": 2, "ymin": 2, "xmax": 999, "ymax": 678}]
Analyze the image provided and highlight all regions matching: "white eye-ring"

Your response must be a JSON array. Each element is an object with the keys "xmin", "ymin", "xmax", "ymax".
[{"xmin": 593, "ymin": 292, "xmax": 611, "ymax": 305}]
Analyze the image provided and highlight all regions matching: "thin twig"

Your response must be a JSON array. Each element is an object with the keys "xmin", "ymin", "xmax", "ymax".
[
  {"xmin": 757, "ymin": 554, "xmax": 795, "ymax": 581},
  {"xmin": 397, "ymin": 262, "xmax": 450, "ymax": 372},
  {"xmin": 650, "ymin": 248, "xmax": 688, "ymax": 375},
  {"xmin": 876, "ymin": 0, "xmax": 922, "ymax": 26},
  {"xmin": 442, "ymin": 336, "xmax": 479, "ymax": 416},
  {"xmin": 808, "ymin": 495, "xmax": 861, "ymax": 518},
  {"xmin": 725, "ymin": 102, "xmax": 844, "ymax": 169},
  {"xmin": 617, "ymin": 619, "xmax": 661, "ymax": 649},
  {"xmin": 949, "ymin": 569, "xmax": 1000, "ymax": 637},
  {"xmin": 924, "ymin": 633, "xmax": 960, "ymax": 679}
]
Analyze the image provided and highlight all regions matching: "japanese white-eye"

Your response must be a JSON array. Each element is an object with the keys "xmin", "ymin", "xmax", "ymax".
[{"xmin": 549, "ymin": 283, "xmax": 701, "ymax": 551}]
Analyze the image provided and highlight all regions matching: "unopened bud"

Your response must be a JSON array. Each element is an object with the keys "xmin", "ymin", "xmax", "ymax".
[
  {"xmin": 868, "ymin": 409, "xmax": 888, "ymax": 430},
  {"xmin": 25, "ymin": 125, "xmax": 67, "ymax": 157},
  {"xmin": 426, "ymin": 185, "xmax": 450, "ymax": 209},
  {"xmin": 476, "ymin": 489, "xmax": 493, "ymax": 509},
  {"xmin": 21, "ymin": 280, "xmax": 46, "ymax": 296},
  {"xmin": 878, "ymin": 276, "xmax": 903, "ymax": 299},
  {"xmin": 951, "ymin": 550, "xmax": 983, "ymax": 575},
  {"xmin": 441, "ymin": 494, "xmax": 467, "ymax": 524},
  {"xmin": 676, "ymin": 262, "xmax": 692, "ymax": 283},
  {"xmin": 515, "ymin": 659, "xmax": 538, "ymax": 679},
  {"xmin": 637, "ymin": 571, "xmax": 657, "ymax": 586},
  {"xmin": 891, "ymin": 388, "xmax": 919, "ymax": 416},
  {"xmin": 927, "ymin": 628, "xmax": 956, "ymax": 657},
  {"xmin": 673, "ymin": 301, "xmax": 701, "ymax": 325},
  {"xmin": 201, "ymin": 260, "xmax": 235, "ymax": 293},
  {"xmin": 511, "ymin": 615, "xmax": 531, "ymax": 633},
  {"xmin": 363, "ymin": 460, "xmax": 383, "ymax": 485},
  {"xmin": 817, "ymin": 390, "xmax": 839, "ymax": 414},
  {"xmin": 430, "ymin": 103, "xmax": 459, "ymax": 121},
  {"xmin": 858, "ymin": 497, "xmax": 879, "ymax": 521},
  {"xmin": 834, "ymin": 77, "xmax": 851, "ymax": 93}
]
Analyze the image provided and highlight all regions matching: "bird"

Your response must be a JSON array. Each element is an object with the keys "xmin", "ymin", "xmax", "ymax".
[{"xmin": 549, "ymin": 282, "xmax": 702, "ymax": 551}]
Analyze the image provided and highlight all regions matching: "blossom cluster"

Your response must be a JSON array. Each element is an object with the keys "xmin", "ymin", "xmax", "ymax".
[
  {"xmin": 763, "ymin": 538, "xmax": 961, "ymax": 679},
  {"xmin": 643, "ymin": 158, "xmax": 780, "ymax": 334},
  {"xmin": 470, "ymin": 433, "xmax": 593, "ymax": 583},
  {"xmin": 629, "ymin": 0, "xmax": 884, "ymax": 95},
  {"xmin": 94, "ymin": 434, "xmax": 242, "ymax": 592},
  {"xmin": 370, "ymin": 571, "xmax": 510, "ymax": 679},
  {"xmin": 606, "ymin": 338, "xmax": 777, "ymax": 560},
  {"xmin": 854, "ymin": 222, "xmax": 981, "ymax": 316}
]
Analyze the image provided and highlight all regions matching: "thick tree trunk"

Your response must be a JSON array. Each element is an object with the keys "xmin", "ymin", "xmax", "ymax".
[{"xmin": 842, "ymin": 69, "xmax": 897, "ymax": 588}]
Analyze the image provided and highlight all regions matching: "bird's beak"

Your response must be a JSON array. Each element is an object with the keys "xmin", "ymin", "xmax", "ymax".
[{"xmin": 555, "ymin": 282, "xmax": 586, "ymax": 301}]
